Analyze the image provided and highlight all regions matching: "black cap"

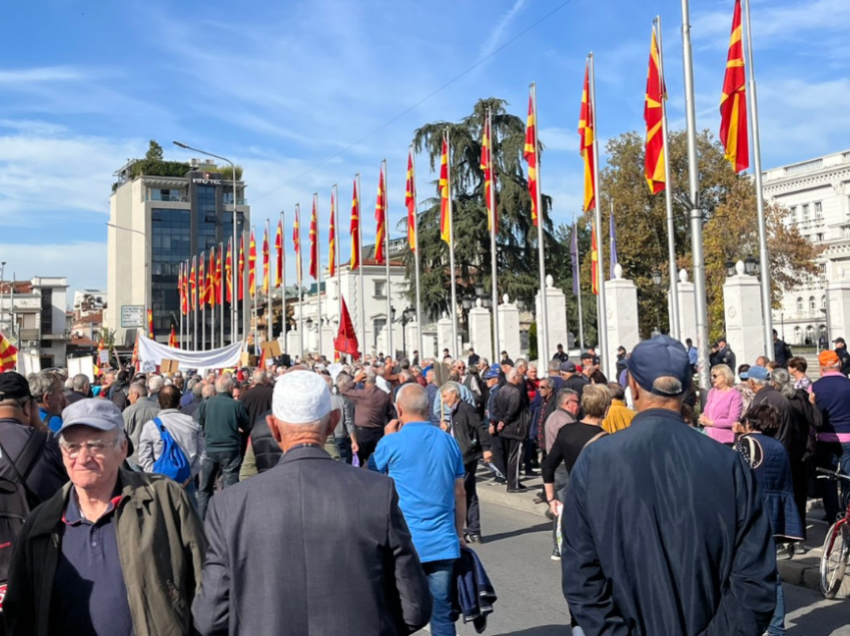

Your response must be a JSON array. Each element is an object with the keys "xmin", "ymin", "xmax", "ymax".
[
  {"xmin": 0, "ymin": 372, "xmax": 33, "ymax": 401},
  {"xmin": 834, "ymin": 337, "xmax": 846, "ymax": 345},
  {"xmin": 502, "ymin": 358, "xmax": 514, "ymax": 367},
  {"xmin": 580, "ymin": 351, "xmax": 594, "ymax": 361},
  {"xmin": 625, "ymin": 335, "xmax": 691, "ymax": 396},
  {"xmin": 560, "ymin": 361, "xmax": 577, "ymax": 373}
]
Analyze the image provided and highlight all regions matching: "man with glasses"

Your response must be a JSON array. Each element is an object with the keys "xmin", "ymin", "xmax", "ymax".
[{"xmin": 4, "ymin": 398, "xmax": 206, "ymax": 636}]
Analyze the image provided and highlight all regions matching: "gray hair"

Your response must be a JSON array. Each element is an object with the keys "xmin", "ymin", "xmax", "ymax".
[
  {"xmin": 556, "ymin": 388, "xmax": 578, "ymax": 407},
  {"xmin": 336, "ymin": 372, "xmax": 352, "ymax": 391},
  {"xmin": 398, "ymin": 370, "xmax": 413, "ymax": 383},
  {"xmin": 478, "ymin": 357, "xmax": 490, "ymax": 368},
  {"xmin": 515, "ymin": 358, "xmax": 528, "ymax": 369},
  {"xmin": 253, "ymin": 371, "xmax": 268, "ymax": 385},
  {"xmin": 147, "ymin": 375, "xmax": 164, "ymax": 394},
  {"xmin": 506, "ymin": 368, "xmax": 521, "ymax": 383},
  {"xmin": 71, "ymin": 374, "xmax": 90, "ymax": 393},
  {"xmin": 364, "ymin": 369, "xmax": 377, "ymax": 385},
  {"xmin": 202, "ymin": 384, "xmax": 217, "ymax": 399},
  {"xmin": 771, "ymin": 367, "xmax": 796, "ymax": 400},
  {"xmin": 440, "ymin": 381, "xmax": 462, "ymax": 398},
  {"xmin": 29, "ymin": 371, "xmax": 61, "ymax": 403},
  {"xmin": 192, "ymin": 382, "xmax": 205, "ymax": 398},
  {"xmin": 651, "ymin": 376, "xmax": 685, "ymax": 396},
  {"xmin": 396, "ymin": 383, "xmax": 430, "ymax": 418},
  {"xmin": 548, "ymin": 359, "xmax": 562, "ymax": 373},
  {"xmin": 129, "ymin": 382, "xmax": 147, "ymax": 398},
  {"xmin": 215, "ymin": 376, "xmax": 233, "ymax": 394}
]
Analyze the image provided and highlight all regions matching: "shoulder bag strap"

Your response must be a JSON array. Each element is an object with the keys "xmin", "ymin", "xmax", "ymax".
[{"xmin": 583, "ymin": 431, "xmax": 608, "ymax": 449}]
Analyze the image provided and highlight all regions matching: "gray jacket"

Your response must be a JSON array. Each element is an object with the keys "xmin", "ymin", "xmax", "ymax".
[
  {"xmin": 331, "ymin": 393, "xmax": 356, "ymax": 439},
  {"xmin": 137, "ymin": 409, "xmax": 207, "ymax": 478},
  {"xmin": 123, "ymin": 396, "xmax": 161, "ymax": 464}
]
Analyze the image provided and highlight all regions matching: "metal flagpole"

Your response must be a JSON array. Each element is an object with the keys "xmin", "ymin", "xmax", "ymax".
[
  {"xmin": 297, "ymin": 204, "xmax": 304, "ymax": 359},
  {"xmin": 266, "ymin": 220, "xmax": 272, "ymax": 346},
  {"xmin": 411, "ymin": 148, "xmax": 424, "ymax": 358},
  {"xmin": 179, "ymin": 263, "xmax": 184, "ymax": 348},
  {"xmin": 315, "ymin": 193, "xmax": 323, "ymax": 360},
  {"xmin": 202, "ymin": 250, "xmax": 207, "ymax": 352},
  {"xmin": 252, "ymin": 226, "xmax": 259, "ymax": 358},
  {"xmin": 574, "ymin": 214, "xmax": 586, "ymax": 350},
  {"xmin": 280, "ymin": 211, "xmax": 286, "ymax": 353},
  {"xmin": 357, "ymin": 174, "xmax": 366, "ymax": 358},
  {"xmin": 487, "ymin": 110, "xmax": 500, "ymax": 362},
  {"xmin": 446, "ymin": 129, "xmax": 459, "ymax": 358},
  {"xmin": 383, "ymin": 160, "xmax": 392, "ymax": 359},
  {"xmin": 656, "ymin": 17, "xmax": 681, "ymax": 342},
  {"xmin": 531, "ymin": 83, "xmax": 550, "ymax": 365},
  {"xmin": 742, "ymin": 0, "xmax": 773, "ymax": 360},
  {"xmin": 681, "ymin": 0, "xmax": 711, "ymax": 391},
  {"xmin": 334, "ymin": 185, "xmax": 342, "ymax": 357},
  {"xmin": 588, "ymin": 55, "xmax": 610, "ymax": 378}
]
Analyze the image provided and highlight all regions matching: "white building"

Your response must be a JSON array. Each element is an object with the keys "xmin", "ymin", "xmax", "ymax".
[
  {"xmin": 764, "ymin": 150, "xmax": 850, "ymax": 345},
  {"xmin": 0, "ymin": 277, "xmax": 70, "ymax": 368}
]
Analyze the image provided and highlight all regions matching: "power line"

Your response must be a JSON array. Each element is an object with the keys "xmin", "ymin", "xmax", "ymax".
[{"xmin": 252, "ymin": 0, "xmax": 577, "ymax": 203}]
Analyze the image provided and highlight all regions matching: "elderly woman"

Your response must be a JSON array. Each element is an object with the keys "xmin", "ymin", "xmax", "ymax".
[{"xmin": 699, "ymin": 364, "xmax": 744, "ymax": 445}]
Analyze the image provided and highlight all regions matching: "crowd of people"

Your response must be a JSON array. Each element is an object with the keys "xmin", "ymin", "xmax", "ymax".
[{"xmin": 0, "ymin": 330, "xmax": 848, "ymax": 635}]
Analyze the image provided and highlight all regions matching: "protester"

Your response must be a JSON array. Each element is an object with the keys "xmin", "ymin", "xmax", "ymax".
[
  {"xmin": 561, "ymin": 335, "xmax": 777, "ymax": 636},
  {"xmin": 29, "ymin": 371, "xmax": 65, "ymax": 433},
  {"xmin": 341, "ymin": 368, "xmax": 394, "ymax": 465},
  {"xmin": 122, "ymin": 382, "xmax": 160, "ymax": 465},
  {"xmin": 240, "ymin": 370, "xmax": 273, "ymax": 433},
  {"xmin": 748, "ymin": 366, "xmax": 799, "ymax": 458},
  {"xmin": 700, "ymin": 364, "xmax": 744, "ymax": 445},
  {"xmin": 181, "ymin": 380, "xmax": 205, "ymax": 419},
  {"xmin": 193, "ymin": 371, "xmax": 431, "ymax": 635},
  {"xmin": 491, "ymin": 368, "xmax": 528, "ymax": 493},
  {"xmin": 833, "ymin": 337, "xmax": 850, "ymax": 376},
  {"xmin": 579, "ymin": 352, "xmax": 607, "ymax": 384},
  {"xmin": 109, "ymin": 370, "xmax": 131, "ymax": 412},
  {"xmin": 65, "ymin": 374, "xmax": 91, "ymax": 405},
  {"xmin": 601, "ymin": 382, "xmax": 635, "ymax": 433},
  {"xmin": 439, "ymin": 381, "xmax": 492, "ymax": 544},
  {"xmin": 734, "ymin": 404, "xmax": 803, "ymax": 636},
  {"xmin": 331, "ymin": 373, "xmax": 358, "ymax": 463},
  {"xmin": 527, "ymin": 377, "xmax": 554, "ymax": 474},
  {"xmin": 137, "ymin": 385, "xmax": 206, "ymax": 499},
  {"xmin": 736, "ymin": 364, "xmax": 756, "ymax": 412},
  {"xmin": 196, "ymin": 375, "xmax": 250, "ymax": 519},
  {"xmin": 467, "ymin": 347, "xmax": 480, "ymax": 368},
  {"xmin": 370, "ymin": 383, "xmax": 466, "ymax": 636},
  {"xmin": 560, "ymin": 361, "xmax": 589, "ymax": 397},
  {"xmin": 4, "ymin": 399, "xmax": 206, "ymax": 636},
  {"xmin": 787, "ymin": 357, "xmax": 811, "ymax": 391},
  {"xmin": 483, "ymin": 364, "xmax": 506, "ymax": 485}
]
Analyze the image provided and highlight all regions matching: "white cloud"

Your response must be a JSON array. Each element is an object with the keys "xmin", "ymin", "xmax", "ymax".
[
  {"xmin": 479, "ymin": 0, "xmax": 530, "ymax": 59},
  {"xmin": 539, "ymin": 127, "xmax": 578, "ymax": 152},
  {"xmin": 0, "ymin": 241, "xmax": 107, "ymax": 302}
]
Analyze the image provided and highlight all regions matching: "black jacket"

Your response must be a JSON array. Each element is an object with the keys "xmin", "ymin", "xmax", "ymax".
[
  {"xmin": 493, "ymin": 383, "xmax": 528, "ymax": 441},
  {"xmin": 751, "ymin": 386, "xmax": 797, "ymax": 456},
  {"xmin": 250, "ymin": 412, "xmax": 283, "ymax": 474},
  {"xmin": 837, "ymin": 347, "xmax": 850, "ymax": 377},
  {"xmin": 240, "ymin": 384, "xmax": 274, "ymax": 435},
  {"xmin": 452, "ymin": 546, "xmax": 496, "ymax": 632},
  {"xmin": 0, "ymin": 419, "xmax": 67, "ymax": 503},
  {"xmin": 716, "ymin": 346, "xmax": 736, "ymax": 373},
  {"xmin": 773, "ymin": 339, "xmax": 792, "ymax": 367},
  {"xmin": 450, "ymin": 401, "xmax": 491, "ymax": 466}
]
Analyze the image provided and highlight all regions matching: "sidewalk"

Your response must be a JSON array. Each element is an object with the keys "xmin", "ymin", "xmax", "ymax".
[{"xmin": 474, "ymin": 467, "xmax": 850, "ymax": 598}]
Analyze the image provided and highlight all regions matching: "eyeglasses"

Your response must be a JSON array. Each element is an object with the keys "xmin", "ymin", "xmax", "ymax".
[
  {"xmin": 710, "ymin": 374, "xmax": 719, "ymax": 379},
  {"xmin": 59, "ymin": 438, "xmax": 121, "ymax": 459}
]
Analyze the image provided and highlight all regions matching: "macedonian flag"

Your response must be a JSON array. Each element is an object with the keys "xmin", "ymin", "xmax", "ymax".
[
  {"xmin": 189, "ymin": 257, "xmax": 197, "ymax": 311},
  {"xmin": 329, "ymin": 191, "xmax": 337, "ymax": 278},
  {"xmin": 248, "ymin": 229, "xmax": 257, "ymax": 297},
  {"xmin": 262, "ymin": 225, "xmax": 270, "ymax": 294},
  {"xmin": 720, "ymin": 0, "xmax": 749, "ymax": 173},
  {"xmin": 238, "ymin": 236, "xmax": 245, "ymax": 301},
  {"xmin": 439, "ymin": 135, "xmax": 451, "ymax": 245},
  {"xmin": 481, "ymin": 114, "xmax": 497, "ymax": 233},
  {"xmin": 590, "ymin": 222, "xmax": 599, "ymax": 296},
  {"xmin": 225, "ymin": 240, "xmax": 233, "ymax": 304},
  {"xmin": 405, "ymin": 151, "xmax": 416, "ymax": 251},
  {"xmin": 375, "ymin": 167, "xmax": 387, "ymax": 264},
  {"xmin": 199, "ymin": 252, "xmax": 207, "ymax": 306},
  {"xmin": 645, "ymin": 25, "xmax": 666, "ymax": 194},
  {"xmin": 350, "ymin": 179, "xmax": 361, "ymax": 271},
  {"xmin": 309, "ymin": 197, "xmax": 319, "ymax": 279},
  {"xmin": 275, "ymin": 218, "xmax": 283, "ymax": 288},
  {"xmin": 0, "ymin": 330, "xmax": 18, "ymax": 372},
  {"xmin": 579, "ymin": 62, "xmax": 596, "ymax": 212},
  {"xmin": 293, "ymin": 205, "xmax": 303, "ymax": 286},
  {"xmin": 523, "ymin": 91, "xmax": 539, "ymax": 226}
]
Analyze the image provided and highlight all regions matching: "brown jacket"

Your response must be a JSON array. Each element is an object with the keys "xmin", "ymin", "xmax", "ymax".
[
  {"xmin": 4, "ymin": 469, "xmax": 206, "ymax": 636},
  {"xmin": 341, "ymin": 382, "xmax": 395, "ymax": 429}
]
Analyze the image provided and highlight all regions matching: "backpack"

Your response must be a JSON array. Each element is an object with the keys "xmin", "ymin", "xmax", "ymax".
[
  {"xmin": 0, "ymin": 431, "xmax": 46, "ymax": 589},
  {"xmin": 151, "ymin": 418, "xmax": 192, "ymax": 486}
]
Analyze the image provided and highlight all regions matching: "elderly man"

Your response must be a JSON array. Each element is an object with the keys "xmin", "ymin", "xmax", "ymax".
[
  {"xmin": 65, "ymin": 374, "xmax": 91, "ymax": 405},
  {"xmin": 4, "ymin": 399, "xmax": 206, "ymax": 636},
  {"xmin": 370, "ymin": 383, "xmax": 466, "ymax": 636},
  {"xmin": 29, "ymin": 371, "xmax": 65, "ymax": 433},
  {"xmin": 147, "ymin": 374, "xmax": 164, "ymax": 401},
  {"xmin": 492, "ymin": 368, "xmax": 529, "ymax": 493},
  {"xmin": 341, "ymin": 368, "xmax": 394, "ymax": 465},
  {"xmin": 197, "ymin": 376, "xmax": 250, "ymax": 519},
  {"xmin": 748, "ymin": 366, "xmax": 798, "ymax": 455},
  {"xmin": 439, "ymin": 381, "xmax": 492, "ymax": 543},
  {"xmin": 812, "ymin": 349, "xmax": 850, "ymax": 523},
  {"xmin": 122, "ymin": 382, "xmax": 161, "ymax": 465},
  {"xmin": 193, "ymin": 371, "xmax": 431, "ymax": 635},
  {"xmin": 241, "ymin": 370, "xmax": 273, "ymax": 435},
  {"xmin": 561, "ymin": 361, "xmax": 589, "ymax": 398},
  {"xmin": 181, "ymin": 380, "xmax": 205, "ymax": 419},
  {"xmin": 561, "ymin": 336, "xmax": 776, "ymax": 636}
]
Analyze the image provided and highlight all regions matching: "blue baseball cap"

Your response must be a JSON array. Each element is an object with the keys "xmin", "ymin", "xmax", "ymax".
[
  {"xmin": 747, "ymin": 366, "xmax": 770, "ymax": 381},
  {"xmin": 483, "ymin": 363, "xmax": 501, "ymax": 380},
  {"xmin": 625, "ymin": 335, "xmax": 691, "ymax": 396}
]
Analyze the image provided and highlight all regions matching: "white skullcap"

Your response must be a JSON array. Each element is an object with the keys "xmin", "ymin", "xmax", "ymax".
[{"xmin": 273, "ymin": 370, "xmax": 332, "ymax": 424}]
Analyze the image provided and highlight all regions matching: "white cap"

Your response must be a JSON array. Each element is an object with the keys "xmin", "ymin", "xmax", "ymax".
[{"xmin": 272, "ymin": 370, "xmax": 332, "ymax": 425}]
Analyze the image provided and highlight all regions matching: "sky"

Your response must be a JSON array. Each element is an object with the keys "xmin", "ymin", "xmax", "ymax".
[{"xmin": 0, "ymin": 0, "xmax": 848, "ymax": 301}]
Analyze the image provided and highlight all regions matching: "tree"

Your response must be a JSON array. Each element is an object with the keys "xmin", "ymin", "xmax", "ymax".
[
  {"xmin": 145, "ymin": 140, "xmax": 165, "ymax": 162},
  {"xmin": 404, "ymin": 98, "xmax": 564, "ymax": 328}
]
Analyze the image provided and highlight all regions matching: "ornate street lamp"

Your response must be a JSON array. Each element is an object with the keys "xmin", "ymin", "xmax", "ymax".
[
  {"xmin": 725, "ymin": 260, "xmax": 736, "ymax": 277},
  {"xmin": 744, "ymin": 254, "xmax": 758, "ymax": 277}
]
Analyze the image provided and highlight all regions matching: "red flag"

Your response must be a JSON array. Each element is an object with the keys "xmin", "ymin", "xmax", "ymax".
[
  {"xmin": 258, "ymin": 346, "xmax": 267, "ymax": 370},
  {"xmin": 275, "ymin": 218, "xmax": 283, "ymax": 288},
  {"xmin": 481, "ymin": 115, "xmax": 498, "ymax": 233},
  {"xmin": 0, "ymin": 330, "xmax": 18, "ymax": 372},
  {"xmin": 199, "ymin": 253, "xmax": 207, "ymax": 306},
  {"xmin": 225, "ymin": 240, "xmax": 233, "ymax": 304},
  {"xmin": 579, "ymin": 62, "xmax": 596, "ymax": 212},
  {"xmin": 334, "ymin": 297, "xmax": 360, "ymax": 360},
  {"xmin": 329, "ymin": 192, "xmax": 337, "ymax": 278},
  {"xmin": 293, "ymin": 206, "xmax": 302, "ymax": 286},
  {"xmin": 350, "ymin": 180, "xmax": 361, "ymax": 271},
  {"xmin": 644, "ymin": 25, "xmax": 666, "ymax": 193},
  {"xmin": 523, "ymin": 91, "xmax": 539, "ymax": 226},
  {"xmin": 216, "ymin": 244, "xmax": 223, "ymax": 305},
  {"xmin": 147, "ymin": 308, "xmax": 154, "ymax": 339},
  {"xmin": 591, "ymin": 223, "xmax": 599, "ymax": 295},
  {"xmin": 719, "ymin": 0, "xmax": 749, "ymax": 173},
  {"xmin": 248, "ymin": 230, "xmax": 257, "ymax": 297},
  {"xmin": 405, "ymin": 152, "xmax": 416, "ymax": 250},
  {"xmin": 178, "ymin": 264, "xmax": 184, "ymax": 316},
  {"xmin": 309, "ymin": 197, "xmax": 319, "ymax": 279},
  {"xmin": 189, "ymin": 258, "xmax": 197, "ymax": 311},
  {"xmin": 238, "ymin": 237, "xmax": 245, "ymax": 301},
  {"xmin": 439, "ymin": 137, "xmax": 451, "ymax": 244},
  {"xmin": 262, "ymin": 225, "xmax": 270, "ymax": 294},
  {"xmin": 168, "ymin": 326, "xmax": 177, "ymax": 348},
  {"xmin": 374, "ymin": 167, "xmax": 386, "ymax": 264},
  {"xmin": 208, "ymin": 247, "xmax": 216, "ymax": 308}
]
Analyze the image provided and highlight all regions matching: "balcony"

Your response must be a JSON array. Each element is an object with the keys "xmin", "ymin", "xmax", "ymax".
[
  {"xmin": 18, "ymin": 328, "xmax": 39, "ymax": 341},
  {"xmin": 146, "ymin": 194, "xmax": 189, "ymax": 203},
  {"xmin": 222, "ymin": 195, "xmax": 248, "ymax": 205}
]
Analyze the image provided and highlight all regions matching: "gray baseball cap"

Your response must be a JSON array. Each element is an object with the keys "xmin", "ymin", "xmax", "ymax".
[{"xmin": 57, "ymin": 398, "xmax": 126, "ymax": 437}]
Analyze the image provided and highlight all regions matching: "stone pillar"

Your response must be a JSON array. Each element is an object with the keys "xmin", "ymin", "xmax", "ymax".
[
  {"xmin": 497, "ymin": 294, "xmax": 521, "ymax": 360},
  {"xmin": 422, "ymin": 329, "xmax": 437, "ymax": 359},
  {"xmin": 404, "ymin": 319, "xmax": 419, "ymax": 360},
  {"xmin": 437, "ymin": 314, "xmax": 453, "ymax": 358},
  {"xmin": 321, "ymin": 324, "xmax": 335, "ymax": 361},
  {"xmin": 536, "ymin": 274, "xmax": 568, "ymax": 361},
  {"xmin": 468, "ymin": 299, "xmax": 492, "ymax": 363},
  {"xmin": 827, "ymin": 264, "xmax": 850, "ymax": 341},
  {"xmin": 286, "ymin": 329, "xmax": 299, "ymax": 358},
  {"xmin": 604, "ymin": 264, "xmax": 640, "ymax": 375},
  {"xmin": 723, "ymin": 260, "xmax": 765, "ymax": 369},
  {"xmin": 675, "ymin": 269, "xmax": 697, "ymax": 343}
]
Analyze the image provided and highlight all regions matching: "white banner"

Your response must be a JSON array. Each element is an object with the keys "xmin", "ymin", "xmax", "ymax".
[{"xmin": 137, "ymin": 336, "xmax": 244, "ymax": 372}]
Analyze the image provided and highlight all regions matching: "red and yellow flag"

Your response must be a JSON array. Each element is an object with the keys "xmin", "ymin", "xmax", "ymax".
[
  {"xmin": 329, "ymin": 192, "xmax": 337, "ymax": 277},
  {"xmin": 262, "ymin": 225, "xmax": 270, "ymax": 294},
  {"xmin": 189, "ymin": 257, "xmax": 197, "ymax": 310},
  {"xmin": 147, "ymin": 308, "xmax": 154, "ymax": 339},
  {"xmin": 481, "ymin": 115, "xmax": 498, "ymax": 233},
  {"xmin": 293, "ymin": 205, "xmax": 302, "ymax": 286},
  {"xmin": 405, "ymin": 151, "xmax": 416, "ymax": 250},
  {"xmin": 523, "ymin": 92, "xmax": 539, "ymax": 226},
  {"xmin": 238, "ymin": 237, "xmax": 245, "ymax": 301},
  {"xmin": 309, "ymin": 197, "xmax": 319, "ymax": 279},
  {"xmin": 375, "ymin": 168, "xmax": 387, "ymax": 264},
  {"xmin": 178, "ymin": 263, "xmax": 185, "ymax": 316},
  {"xmin": 168, "ymin": 326, "xmax": 177, "ymax": 348},
  {"xmin": 248, "ymin": 230, "xmax": 257, "ymax": 297},
  {"xmin": 199, "ymin": 253, "xmax": 207, "ymax": 306},
  {"xmin": 275, "ymin": 218, "xmax": 283, "ymax": 288},
  {"xmin": 439, "ymin": 137, "xmax": 451, "ymax": 244},
  {"xmin": 579, "ymin": 63, "xmax": 596, "ymax": 212},
  {"xmin": 590, "ymin": 222, "xmax": 599, "ymax": 295},
  {"xmin": 645, "ymin": 25, "xmax": 666, "ymax": 194},
  {"xmin": 350, "ymin": 180, "xmax": 361, "ymax": 271},
  {"xmin": 216, "ymin": 244, "xmax": 223, "ymax": 305},
  {"xmin": 225, "ymin": 240, "xmax": 233, "ymax": 304},
  {"xmin": 720, "ymin": 0, "xmax": 749, "ymax": 173},
  {"xmin": 0, "ymin": 330, "xmax": 18, "ymax": 372},
  {"xmin": 208, "ymin": 247, "xmax": 216, "ymax": 308}
]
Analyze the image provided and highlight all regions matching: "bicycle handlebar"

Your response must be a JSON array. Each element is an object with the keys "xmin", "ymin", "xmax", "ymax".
[{"xmin": 816, "ymin": 467, "xmax": 850, "ymax": 482}]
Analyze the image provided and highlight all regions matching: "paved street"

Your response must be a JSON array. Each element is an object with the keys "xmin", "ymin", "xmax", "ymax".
[{"xmin": 419, "ymin": 499, "xmax": 850, "ymax": 635}]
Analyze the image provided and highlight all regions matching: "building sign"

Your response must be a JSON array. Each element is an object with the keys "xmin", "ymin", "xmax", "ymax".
[
  {"xmin": 191, "ymin": 172, "xmax": 223, "ymax": 185},
  {"xmin": 121, "ymin": 305, "xmax": 145, "ymax": 328}
]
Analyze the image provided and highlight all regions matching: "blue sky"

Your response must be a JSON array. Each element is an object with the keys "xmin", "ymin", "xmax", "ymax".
[{"xmin": 0, "ymin": 0, "xmax": 847, "ymax": 300}]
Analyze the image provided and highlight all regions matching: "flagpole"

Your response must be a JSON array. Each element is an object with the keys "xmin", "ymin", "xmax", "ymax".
[
  {"xmin": 202, "ymin": 251, "xmax": 207, "ymax": 352},
  {"xmin": 334, "ymin": 184, "xmax": 342, "ymax": 358},
  {"xmin": 382, "ymin": 160, "xmax": 392, "ymax": 359},
  {"xmin": 656, "ymin": 17, "xmax": 681, "ymax": 342},
  {"xmin": 280, "ymin": 211, "xmax": 286, "ymax": 353},
  {"xmin": 742, "ymin": 0, "xmax": 773, "ymax": 360},
  {"xmin": 315, "ymin": 193, "xmax": 323, "ymax": 360},
  {"xmin": 193, "ymin": 256, "xmax": 198, "ymax": 351},
  {"xmin": 265, "ymin": 221, "xmax": 272, "ymax": 347},
  {"xmin": 574, "ymin": 215, "xmax": 586, "ymax": 350},
  {"xmin": 296, "ymin": 204, "xmax": 304, "ymax": 360},
  {"xmin": 357, "ymin": 174, "xmax": 366, "ymax": 358},
  {"xmin": 487, "ymin": 110, "xmax": 500, "ymax": 363},
  {"xmin": 446, "ymin": 129, "xmax": 459, "ymax": 358},
  {"xmin": 530, "ymin": 83, "xmax": 550, "ymax": 367},
  {"xmin": 588, "ymin": 55, "xmax": 609, "ymax": 378},
  {"xmin": 252, "ymin": 227, "xmax": 259, "ymax": 359},
  {"xmin": 179, "ymin": 263, "xmax": 184, "ymax": 348},
  {"xmin": 681, "ymin": 0, "xmax": 710, "ymax": 391},
  {"xmin": 220, "ymin": 243, "xmax": 225, "ymax": 349},
  {"xmin": 411, "ymin": 147, "xmax": 423, "ymax": 359}
]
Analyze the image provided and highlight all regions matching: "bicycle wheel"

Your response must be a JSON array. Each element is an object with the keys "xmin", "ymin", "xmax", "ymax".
[{"xmin": 820, "ymin": 522, "xmax": 849, "ymax": 599}]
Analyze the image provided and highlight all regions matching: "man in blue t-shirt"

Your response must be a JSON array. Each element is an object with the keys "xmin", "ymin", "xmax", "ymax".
[
  {"xmin": 30, "ymin": 370, "xmax": 65, "ymax": 433},
  {"xmin": 370, "ymin": 383, "xmax": 466, "ymax": 636}
]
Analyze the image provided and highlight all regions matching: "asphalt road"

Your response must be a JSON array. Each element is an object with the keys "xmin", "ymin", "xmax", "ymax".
[{"xmin": 417, "ymin": 498, "xmax": 850, "ymax": 635}]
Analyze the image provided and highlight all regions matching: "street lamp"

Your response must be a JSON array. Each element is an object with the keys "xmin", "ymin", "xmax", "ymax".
[
  {"xmin": 744, "ymin": 254, "xmax": 759, "ymax": 277},
  {"xmin": 173, "ymin": 141, "xmax": 240, "ymax": 341},
  {"xmin": 106, "ymin": 222, "xmax": 149, "ymax": 327},
  {"xmin": 725, "ymin": 260, "xmax": 736, "ymax": 277},
  {"xmin": 651, "ymin": 268, "xmax": 663, "ymax": 287},
  {"xmin": 393, "ymin": 305, "xmax": 415, "ymax": 356},
  {"xmin": 651, "ymin": 268, "xmax": 663, "ymax": 335}
]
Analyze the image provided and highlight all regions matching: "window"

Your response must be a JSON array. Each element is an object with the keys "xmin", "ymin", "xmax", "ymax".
[
  {"xmin": 794, "ymin": 326, "xmax": 802, "ymax": 345},
  {"xmin": 802, "ymin": 204, "xmax": 810, "ymax": 221},
  {"xmin": 822, "ymin": 295, "xmax": 827, "ymax": 309},
  {"xmin": 816, "ymin": 233, "xmax": 825, "ymax": 242},
  {"xmin": 789, "ymin": 205, "xmax": 797, "ymax": 220},
  {"xmin": 796, "ymin": 297, "xmax": 803, "ymax": 312},
  {"xmin": 809, "ymin": 296, "xmax": 816, "ymax": 311},
  {"xmin": 374, "ymin": 280, "xmax": 386, "ymax": 298},
  {"xmin": 819, "ymin": 263, "xmax": 827, "ymax": 282},
  {"xmin": 373, "ymin": 318, "xmax": 386, "ymax": 347},
  {"xmin": 843, "ymin": 225, "xmax": 850, "ymax": 238},
  {"xmin": 815, "ymin": 201, "xmax": 823, "ymax": 220}
]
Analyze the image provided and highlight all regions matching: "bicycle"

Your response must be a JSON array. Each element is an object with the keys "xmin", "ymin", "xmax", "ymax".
[{"xmin": 816, "ymin": 466, "xmax": 850, "ymax": 599}]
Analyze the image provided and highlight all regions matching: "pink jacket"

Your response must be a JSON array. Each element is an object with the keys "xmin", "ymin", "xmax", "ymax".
[{"xmin": 704, "ymin": 388, "xmax": 744, "ymax": 444}]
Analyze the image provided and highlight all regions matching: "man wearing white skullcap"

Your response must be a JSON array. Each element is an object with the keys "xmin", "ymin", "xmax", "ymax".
[{"xmin": 193, "ymin": 370, "xmax": 431, "ymax": 636}]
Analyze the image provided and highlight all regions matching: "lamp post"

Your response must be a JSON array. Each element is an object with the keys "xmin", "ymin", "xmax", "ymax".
[
  {"xmin": 173, "ymin": 141, "xmax": 240, "ymax": 344},
  {"xmin": 106, "ymin": 222, "xmax": 149, "ymax": 336},
  {"xmin": 651, "ymin": 268, "xmax": 663, "ymax": 336},
  {"xmin": 393, "ymin": 306, "xmax": 415, "ymax": 358}
]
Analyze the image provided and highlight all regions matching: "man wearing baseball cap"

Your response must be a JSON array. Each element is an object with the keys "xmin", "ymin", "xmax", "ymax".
[
  {"xmin": 4, "ymin": 398, "xmax": 206, "ymax": 636},
  {"xmin": 561, "ymin": 335, "xmax": 776, "ymax": 636},
  {"xmin": 812, "ymin": 349, "xmax": 850, "ymax": 523},
  {"xmin": 193, "ymin": 370, "xmax": 431, "ymax": 636}
]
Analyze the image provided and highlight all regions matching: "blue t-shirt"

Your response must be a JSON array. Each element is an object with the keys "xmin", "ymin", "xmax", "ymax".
[
  {"xmin": 370, "ymin": 422, "xmax": 465, "ymax": 563},
  {"xmin": 39, "ymin": 407, "xmax": 62, "ymax": 433}
]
